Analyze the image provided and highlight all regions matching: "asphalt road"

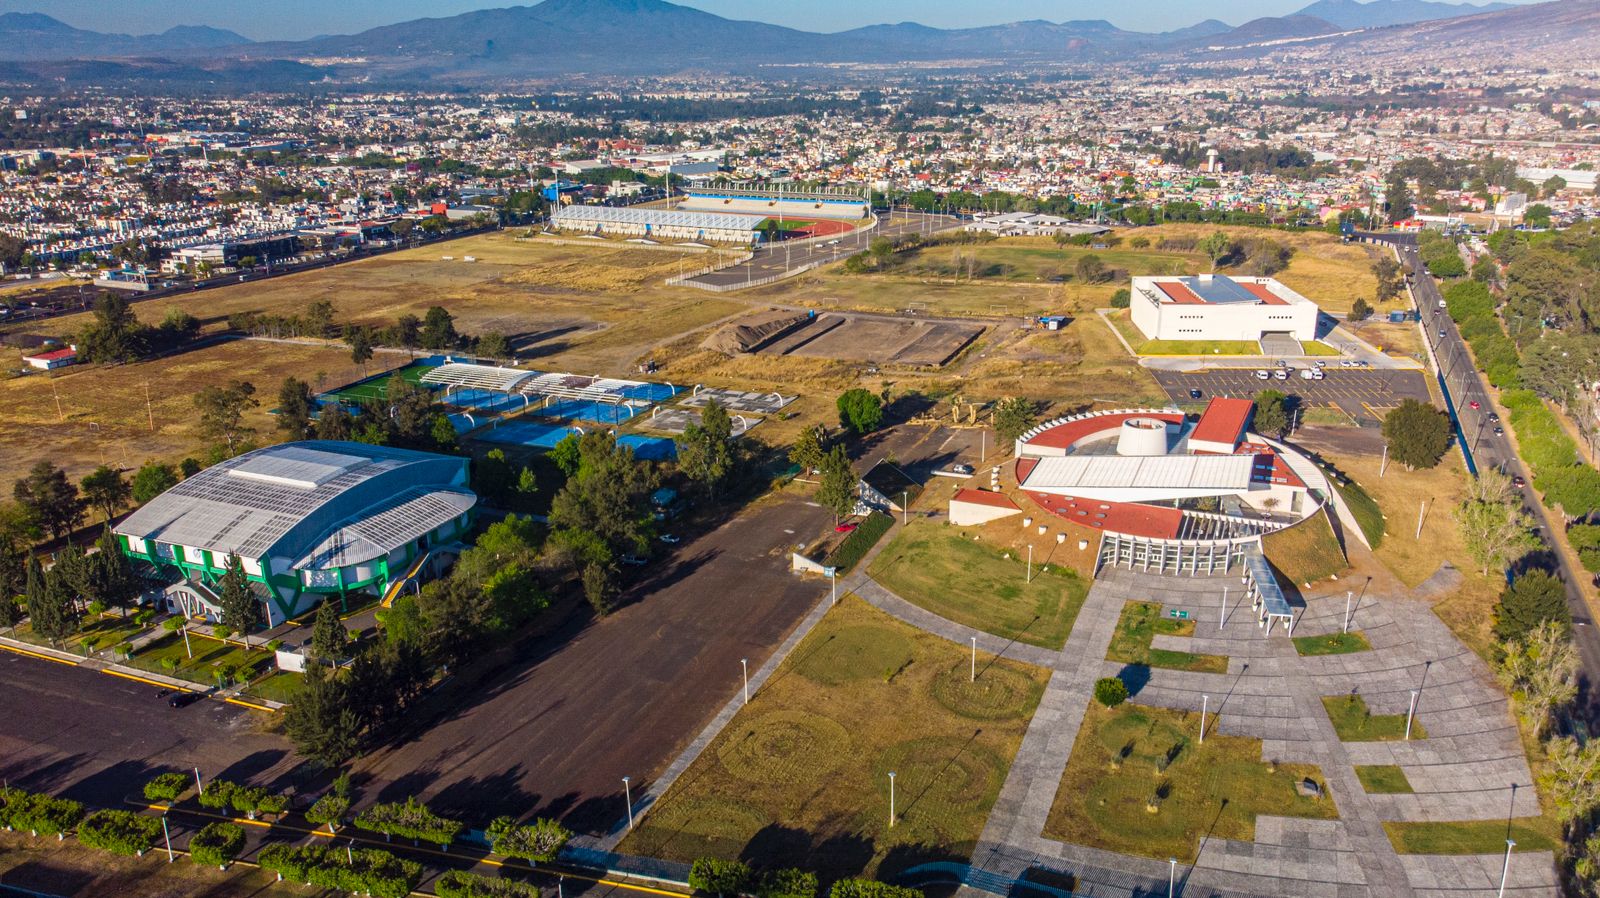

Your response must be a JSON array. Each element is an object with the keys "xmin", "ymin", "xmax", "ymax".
[
  {"xmin": 352, "ymin": 492, "xmax": 835, "ymax": 834},
  {"xmin": 1151, "ymin": 367, "xmax": 1431, "ymax": 421},
  {"xmin": 0, "ymin": 652, "xmax": 295, "ymax": 807},
  {"xmin": 1364, "ymin": 232, "xmax": 1600, "ymax": 717},
  {"xmin": 686, "ymin": 211, "xmax": 958, "ymax": 289}
]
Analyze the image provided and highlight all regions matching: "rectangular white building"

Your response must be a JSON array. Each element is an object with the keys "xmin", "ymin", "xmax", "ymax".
[{"xmin": 1129, "ymin": 275, "xmax": 1319, "ymax": 343}]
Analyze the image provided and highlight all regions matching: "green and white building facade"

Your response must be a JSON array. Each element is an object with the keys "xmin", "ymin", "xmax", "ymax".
[{"xmin": 114, "ymin": 441, "xmax": 476, "ymax": 625}]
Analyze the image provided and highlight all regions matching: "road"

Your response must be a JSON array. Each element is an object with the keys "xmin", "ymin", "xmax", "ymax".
[
  {"xmin": 1364, "ymin": 231, "xmax": 1600, "ymax": 717},
  {"xmin": 686, "ymin": 211, "xmax": 958, "ymax": 289},
  {"xmin": 0, "ymin": 650, "xmax": 296, "ymax": 807}
]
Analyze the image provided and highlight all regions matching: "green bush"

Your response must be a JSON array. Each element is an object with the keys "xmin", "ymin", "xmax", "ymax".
[
  {"xmin": 0, "ymin": 788, "xmax": 84, "ymax": 837},
  {"xmin": 1094, "ymin": 677, "xmax": 1129, "ymax": 707},
  {"xmin": 77, "ymin": 810, "xmax": 162, "ymax": 856},
  {"xmin": 188, "ymin": 821, "xmax": 245, "ymax": 868},
  {"xmin": 1501, "ymin": 391, "xmax": 1579, "ymax": 472},
  {"xmin": 1109, "ymin": 288, "xmax": 1131, "ymax": 309},
  {"xmin": 1569, "ymin": 524, "xmax": 1600, "ymax": 572},
  {"xmin": 305, "ymin": 793, "xmax": 351, "ymax": 827},
  {"xmin": 436, "ymin": 870, "xmax": 542, "ymax": 898},
  {"xmin": 829, "ymin": 879, "xmax": 924, "ymax": 898},
  {"xmin": 823, "ymin": 511, "xmax": 894, "ymax": 573},
  {"xmin": 197, "ymin": 780, "xmax": 237, "ymax": 810},
  {"xmin": 259, "ymin": 844, "xmax": 421, "ymax": 898},
  {"xmin": 143, "ymin": 772, "xmax": 191, "ymax": 803},
  {"xmin": 486, "ymin": 816, "xmax": 571, "ymax": 863},
  {"xmin": 355, "ymin": 797, "xmax": 464, "ymax": 847},
  {"xmin": 690, "ymin": 858, "xmax": 753, "ymax": 896},
  {"xmin": 1540, "ymin": 465, "xmax": 1600, "ymax": 521},
  {"xmin": 759, "ymin": 869, "xmax": 819, "ymax": 898}
]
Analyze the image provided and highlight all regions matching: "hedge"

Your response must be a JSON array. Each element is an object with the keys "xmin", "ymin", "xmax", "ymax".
[
  {"xmin": 355, "ymin": 797, "xmax": 464, "ymax": 847},
  {"xmin": 486, "ymin": 816, "xmax": 571, "ymax": 863},
  {"xmin": 305, "ymin": 793, "xmax": 351, "ymax": 827},
  {"xmin": 258, "ymin": 843, "xmax": 422, "ymax": 898},
  {"xmin": 829, "ymin": 879, "xmax": 924, "ymax": 898},
  {"xmin": 823, "ymin": 511, "xmax": 894, "ymax": 573},
  {"xmin": 76, "ymin": 810, "xmax": 162, "ymax": 856},
  {"xmin": 0, "ymin": 788, "xmax": 85, "ymax": 838},
  {"xmin": 198, "ymin": 780, "xmax": 236, "ymax": 810},
  {"xmin": 759, "ymin": 869, "xmax": 819, "ymax": 898},
  {"xmin": 690, "ymin": 858, "xmax": 753, "ymax": 896},
  {"xmin": 188, "ymin": 821, "xmax": 245, "ymax": 868},
  {"xmin": 436, "ymin": 870, "xmax": 543, "ymax": 898},
  {"xmin": 1501, "ymin": 390, "xmax": 1580, "ymax": 472},
  {"xmin": 142, "ymin": 772, "xmax": 191, "ymax": 803}
]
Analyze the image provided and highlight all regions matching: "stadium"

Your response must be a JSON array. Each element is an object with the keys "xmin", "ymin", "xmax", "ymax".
[{"xmin": 114, "ymin": 441, "xmax": 476, "ymax": 625}]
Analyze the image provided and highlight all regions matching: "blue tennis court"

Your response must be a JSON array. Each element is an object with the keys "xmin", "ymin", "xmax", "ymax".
[
  {"xmin": 617, "ymin": 435, "xmax": 678, "ymax": 461},
  {"xmin": 542, "ymin": 399, "xmax": 640, "ymax": 424},
  {"xmin": 444, "ymin": 388, "xmax": 529, "ymax": 415},
  {"xmin": 447, "ymin": 412, "xmax": 483, "ymax": 434},
  {"xmin": 618, "ymin": 383, "xmax": 679, "ymax": 403},
  {"xmin": 477, "ymin": 421, "xmax": 576, "ymax": 449}
]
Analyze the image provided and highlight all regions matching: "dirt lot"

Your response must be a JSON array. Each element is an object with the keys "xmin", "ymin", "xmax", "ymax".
[
  {"xmin": 758, "ymin": 312, "xmax": 985, "ymax": 367},
  {"xmin": 351, "ymin": 491, "xmax": 834, "ymax": 834}
]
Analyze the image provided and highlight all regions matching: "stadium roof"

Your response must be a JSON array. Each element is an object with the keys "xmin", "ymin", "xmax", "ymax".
[
  {"xmin": 553, "ymin": 204, "xmax": 765, "ymax": 232},
  {"xmin": 422, "ymin": 363, "xmax": 537, "ymax": 393},
  {"xmin": 115, "ymin": 441, "xmax": 473, "ymax": 569}
]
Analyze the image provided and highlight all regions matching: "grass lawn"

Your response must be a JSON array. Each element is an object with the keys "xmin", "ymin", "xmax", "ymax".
[
  {"xmin": 243, "ymin": 669, "xmax": 303, "ymax": 705},
  {"xmin": 1354, "ymin": 765, "xmax": 1413, "ymax": 794},
  {"xmin": 868, "ymin": 520, "xmax": 1089, "ymax": 650},
  {"xmin": 1293, "ymin": 631, "xmax": 1372, "ymax": 656},
  {"xmin": 1106, "ymin": 601, "xmax": 1229, "ymax": 674},
  {"xmin": 616, "ymin": 596, "xmax": 1049, "ymax": 880},
  {"xmin": 1321, "ymin": 694, "xmax": 1423, "ymax": 742},
  {"xmin": 1326, "ymin": 469, "xmax": 1385, "ymax": 549},
  {"xmin": 126, "ymin": 632, "xmax": 274, "ymax": 686},
  {"xmin": 1384, "ymin": 818, "xmax": 1559, "ymax": 854},
  {"xmin": 1301, "ymin": 341, "xmax": 1342, "ymax": 357},
  {"xmin": 1137, "ymin": 339, "xmax": 1262, "ymax": 356},
  {"xmin": 1262, "ymin": 511, "xmax": 1348, "ymax": 585},
  {"xmin": 1044, "ymin": 702, "xmax": 1337, "ymax": 862},
  {"xmin": 9, "ymin": 615, "xmax": 146, "ymax": 655}
]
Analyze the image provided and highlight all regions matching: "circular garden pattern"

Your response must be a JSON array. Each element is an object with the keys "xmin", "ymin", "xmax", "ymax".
[
  {"xmin": 874, "ymin": 735, "xmax": 1006, "ymax": 813},
  {"xmin": 718, "ymin": 709, "xmax": 852, "ymax": 785},
  {"xmin": 793, "ymin": 624, "xmax": 915, "ymax": 686},
  {"xmin": 929, "ymin": 659, "xmax": 1045, "ymax": 720}
]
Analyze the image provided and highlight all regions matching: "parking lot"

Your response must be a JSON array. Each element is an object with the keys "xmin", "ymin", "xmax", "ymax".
[{"xmin": 1152, "ymin": 366, "xmax": 1433, "ymax": 421}]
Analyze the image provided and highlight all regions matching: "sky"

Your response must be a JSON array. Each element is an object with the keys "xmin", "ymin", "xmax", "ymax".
[{"xmin": 0, "ymin": 0, "xmax": 1544, "ymax": 41}]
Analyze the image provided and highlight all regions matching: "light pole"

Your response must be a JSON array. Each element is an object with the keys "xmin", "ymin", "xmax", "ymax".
[
  {"xmin": 1200, "ymin": 694, "xmax": 1208, "ymax": 744},
  {"xmin": 831, "ymin": 569, "xmax": 838, "ymax": 606},
  {"xmin": 1343, "ymin": 590, "xmax": 1354, "ymax": 634},
  {"xmin": 162, "ymin": 815, "xmax": 174, "ymax": 863},
  {"xmin": 741, "ymin": 658, "xmax": 749, "ymax": 705},
  {"xmin": 1498, "ymin": 839, "xmax": 1516, "ymax": 898},
  {"xmin": 622, "ymin": 776, "xmax": 634, "ymax": 830},
  {"xmin": 1219, "ymin": 586, "xmax": 1227, "ymax": 631},
  {"xmin": 1168, "ymin": 857, "xmax": 1176, "ymax": 898},
  {"xmin": 1026, "ymin": 545, "xmax": 1033, "ymax": 583},
  {"xmin": 182, "ymin": 621, "xmax": 192, "ymax": 659},
  {"xmin": 888, "ymin": 771, "xmax": 896, "ymax": 828},
  {"xmin": 902, "ymin": 491, "xmax": 908, "ymax": 525},
  {"xmin": 1405, "ymin": 689, "xmax": 1419, "ymax": 740},
  {"xmin": 970, "ymin": 636, "xmax": 977, "ymax": 682},
  {"xmin": 193, "ymin": 767, "xmax": 203, "ymax": 795}
]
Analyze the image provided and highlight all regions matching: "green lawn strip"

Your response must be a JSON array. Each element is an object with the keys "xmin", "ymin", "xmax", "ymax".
[
  {"xmin": 1301, "ymin": 342, "xmax": 1342, "ymax": 357},
  {"xmin": 9, "ymin": 617, "xmax": 146, "ymax": 654},
  {"xmin": 242, "ymin": 669, "xmax": 303, "ymax": 705},
  {"xmin": 1384, "ymin": 818, "xmax": 1559, "ymax": 854},
  {"xmin": 868, "ymin": 521, "xmax": 1088, "ymax": 650},
  {"xmin": 616, "ymin": 596, "xmax": 1049, "ymax": 880},
  {"xmin": 1044, "ymin": 702, "xmax": 1337, "ymax": 862},
  {"xmin": 1262, "ymin": 510, "xmax": 1348, "ymax": 585},
  {"xmin": 1138, "ymin": 340, "xmax": 1262, "ymax": 356},
  {"xmin": 1106, "ymin": 601, "xmax": 1229, "ymax": 674},
  {"xmin": 125, "ymin": 633, "xmax": 274, "ymax": 686},
  {"xmin": 1354, "ymin": 765, "xmax": 1413, "ymax": 794},
  {"xmin": 1293, "ymin": 632, "xmax": 1372, "ymax": 656},
  {"xmin": 1321, "ymin": 694, "xmax": 1422, "ymax": 741},
  {"xmin": 825, "ymin": 511, "xmax": 895, "ymax": 573},
  {"xmin": 1327, "ymin": 473, "xmax": 1384, "ymax": 548}
]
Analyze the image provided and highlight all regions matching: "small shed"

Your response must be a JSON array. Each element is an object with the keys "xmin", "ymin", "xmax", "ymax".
[{"xmin": 23, "ymin": 344, "xmax": 76, "ymax": 370}]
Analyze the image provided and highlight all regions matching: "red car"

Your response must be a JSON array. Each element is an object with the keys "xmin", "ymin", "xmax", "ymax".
[
  {"xmin": 835, "ymin": 523, "xmax": 858, "ymax": 533},
  {"xmin": 1468, "ymin": 400, "xmax": 1480, "ymax": 410}
]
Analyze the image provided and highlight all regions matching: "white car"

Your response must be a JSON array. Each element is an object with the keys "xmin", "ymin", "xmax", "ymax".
[
  {"xmin": 1255, "ymin": 369, "xmax": 1271, "ymax": 380},
  {"xmin": 1273, "ymin": 370, "xmax": 1290, "ymax": 380}
]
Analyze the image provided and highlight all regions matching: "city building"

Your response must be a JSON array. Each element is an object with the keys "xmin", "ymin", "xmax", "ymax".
[
  {"xmin": 114, "ymin": 441, "xmax": 476, "ymax": 625},
  {"xmin": 22, "ymin": 344, "xmax": 77, "ymax": 370},
  {"xmin": 680, "ymin": 184, "xmax": 869, "ymax": 220},
  {"xmin": 1129, "ymin": 274, "xmax": 1320, "ymax": 344}
]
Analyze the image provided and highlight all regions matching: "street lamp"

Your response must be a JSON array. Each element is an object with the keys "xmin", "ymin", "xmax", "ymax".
[
  {"xmin": 1168, "ymin": 857, "xmax": 1177, "ymax": 898},
  {"xmin": 888, "ymin": 771, "xmax": 896, "ymax": 828},
  {"xmin": 1498, "ymin": 839, "xmax": 1516, "ymax": 898},
  {"xmin": 970, "ymin": 636, "xmax": 977, "ymax": 683},
  {"xmin": 1343, "ymin": 590, "xmax": 1354, "ymax": 634},
  {"xmin": 622, "ymin": 776, "xmax": 634, "ymax": 830},
  {"xmin": 741, "ymin": 658, "xmax": 749, "ymax": 705},
  {"xmin": 1405, "ymin": 689, "xmax": 1419, "ymax": 740}
]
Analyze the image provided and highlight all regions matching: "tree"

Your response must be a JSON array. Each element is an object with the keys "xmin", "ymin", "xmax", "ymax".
[
  {"xmin": 1493, "ymin": 569, "xmax": 1570, "ymax": 643},
  {"xmin": 310, "ymin": 600, "xmax": 348, "ymax": 666},
  {"xmin": 217, "ymin": 556, "xmax": 259, "ymax": 646},
  {"xmin": 1348, "ymin": 297, "xmax": 1373, "ymax": 322},
  {"xmin": 347, "ymin": 327, "xmax": 373, "ymax": 371},
  {"xmin": 277, "ymin": 377, "xmax": 315, "ymax": 441},
  {"xmin": 1541, "ymin": 735, "xmax": 1600, "ymax": 826},
  {"xmin": 993, "ymin": 397, "xmax": 1038, "ymax": 446},
  {"xmin": 193, "ymin": 380, "xmax": 258, "ymax": 456},
  {"xmin": 79, "ymin": 466, "xmax": 129, "ymax": 523},
  {"xmin": 477, "ymin": 331, "xmax": 511, "ymax": 360},
  {"xmin": 284, "ymin": 664, "xmax": 359, "ymax": 768},
  {"xmin": 1497, "ymin": 620, "xmax": 1578, "ymax": 738},
  {"xmin": 677, "ymin": 399, "xmax": 735, "ymax": 499},
  {"xmin": 78, "ymin": 292, "xmax": 145, "ymax": 363},
  {"xmin": 87, "ymin": 527, "xmax": 140, "ymax": 615},
  {"xmin": 392, "ymin": 314, "xmax": 421, "ymax": 355},
  {"xmin": 690, "ymin": 858, "xmax": 752, "ymax": 897},
  {"xmin": 1373, "ymin": 256, "xmax": 1404, "ymax": 303},
  {"xmin": 816, "ymin": 445, "xmax": 858, "ymax": 522},
  {"xmin": 1075, "ymin": 253, "xmax": 1107, "ymax": 284},
  {"xmin": 130, "ymin": 461, "xmax": 178, "ymax": 505},
  {"xmin": 1383, "ymin": 175, "xmax": 1413, "ymax": 223},
  {"xmin": 473, "ymin": 449, "xmax": 516, "ymax": 504},
  {"xmin": 1252, "ymin": 390, "xmax": 1288, "ymax": 439},
  {"xmin": 1094, "ymin": 676, "xmax": 1128, "ymax": 707},
  {"xmin": 419, "ymin": 306, "xmax": 458, "ymax": 350},
  {"xmin": 1381, "ymin": 399, "xmax": 1451, "ymax": 470},
  {"xmin": 317, "ymin": 403, "xmax": 355, "ymax": 442},
  {"xmin": 14, "ymin": 461, "xmax": 85, "ymax": 544},
  {"xmin": 837, "ymin": 388, "xmax": 884, "ymax": 435},
  {"xmin": 26, "ymin": 556, "xmax": 74, "ymax": 647},
  {"xmin": 1199, "ymin": 231, "xmax": 1233, "ymax": 271},
  {"xmin": 760, "ymin": 869, "xmax": 820, "ymax": 898},
  {"xmin": 1458, "ymin": 492, "xmax": 1539, "ymax": 579},
  {"xmin": 789, "ymin": 425, "xmax": 827, "ymax": 474}
]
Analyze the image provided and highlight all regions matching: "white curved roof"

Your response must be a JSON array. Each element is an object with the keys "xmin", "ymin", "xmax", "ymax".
[{"xmin": 422, "ymin": 363, "xmax": 538, "ymax": 393}]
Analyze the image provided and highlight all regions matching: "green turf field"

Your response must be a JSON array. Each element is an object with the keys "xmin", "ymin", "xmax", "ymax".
[{"xmin": 322, "ymin": 361, "xmax": 438, "ymax": 403}]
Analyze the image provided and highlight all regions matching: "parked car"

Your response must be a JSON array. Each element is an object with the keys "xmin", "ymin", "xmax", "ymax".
[
  {"xmin": 168, "ymin": 691, "xmax": 203, "ymax": 709},
  {"xmin": 1468, "ymin": 400, "xmax": 1481, "ymax": 410},
  {"xmin": 1488, "ymin": 412, "xmax": 1500, "ymax": 422},
  {"xmin": 659, "ymin": 533, "xmax": 681, "ymax": 544},
  {"xmin": 951, "ymin": 463, "xmax": 974, "ymax": 475},
  {"xmin": 1273, "ymin": 369, "xmax": 1290, "ymax": 380},
  {"xmin": 1188, "ymin": 388, "xmax": 1203, "ymax": 399},
  {"xmin": 1511, "ymin": 475, "xmax": 1527, "ymax": 488},
  {"xmin": 1255, "ymin": 369, "xmax": 1271, "ymax": 380},
  {"xmin": 834, "ymin": 523, "xmax": 858, "ymax": 533},
  {"xmin": 1493, "ymin": 425, "xmax": 1505, "ymax": 436}
]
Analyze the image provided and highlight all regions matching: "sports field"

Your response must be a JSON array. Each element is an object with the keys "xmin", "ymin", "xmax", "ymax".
[
  {"xmin": 322, "ymin": 360, "xmax": 438, "ymax": 403},
  {"xmin": 618, "ymin": 596, "xmax": 1048, "ymax": 880}
]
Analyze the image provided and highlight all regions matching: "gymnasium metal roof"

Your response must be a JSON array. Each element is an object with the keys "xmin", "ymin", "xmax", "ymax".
[
  {"xmin": 553, "ymin": 204, "xmax": 765, "ymax": 232},
  {"xmin": 115, "ymin": 441, "xmax": 473, "ymax": 569},
  {"xmin": 1022, "ymin": 454, "xmax": 1254, "ymax": 492}
]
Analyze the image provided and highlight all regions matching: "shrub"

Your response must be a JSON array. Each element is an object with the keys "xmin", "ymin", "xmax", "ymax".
[
  {"xmin": 143, "ymin": 772, "xmax": 190, "ymax": 803},
  {"xmin": 690, "ymin": 858, "xmax": 753, "ymax": 897},
  {"xmin": 198, "ymin": 780, "xmax": 237, "ymax": 810},
  {"xmin": 829, "ymin": 879, "xmax": 924, "ymax": 898},
  {"xmin": 759, "ymin": 868, "xmax": 819, "ymax": 898},
  {"xmin": 1569, "ymin": 524, "xmax": 1600, "ymax": 573},
  {"xmin": 1109, "ymin": 288, "xmax": 1131, "ymax": 308},
  {"xmin": 188, "ymin": 822, "xmax": 245, "ymax": 868},
  {"xmin": 436, "ymin": 870, "xmax": 543, "ymax": 898},
  {"xmin": 259, "ymin": 844, "xmax": 421, "ymax": 898},
  {"xmin": 305, "ymin": 793, "xmax": 351, "ymax": 828},
  {"xmin": 837, "ymin": 389, "xmax": 884, "ymax": 435},
  {"xmin": 0, "ymin": 789, "xmax": 84, "ymax": 837},
  {"xmin": 1094, "ymin": 677, "xmax": 1129, "ymax": 707},
  {"xmin": 355, "ymin": 797, "xmax": 464, "ymax": 847},
  {"xmin": 77, "ymin": 810, "xmax": 162, "ymax": 856},
  {"xmin": 823, "ymin": 511, "xmax": 894, "ymax": 573},
  {"xmin": 486, "ymin": 816, "xmax": 571, "ymax": 863}
]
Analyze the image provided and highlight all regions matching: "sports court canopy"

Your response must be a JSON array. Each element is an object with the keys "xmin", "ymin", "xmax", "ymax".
[
  {"xmin": 422, "ymin": 363, "xmax": 538, "ymax": 393},
  {"xmin": 1021, "ymin": 454, "xmax": 1255, "ymax": 502}
]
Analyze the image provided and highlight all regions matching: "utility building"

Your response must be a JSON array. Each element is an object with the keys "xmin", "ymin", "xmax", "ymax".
[
  {"xmin": 114, "ymin": 441, "xmax": 475, "ymax": 625},
  {"xmin": 1129, "ymin": 274, "xmax": 1320, "ymax": 344}
]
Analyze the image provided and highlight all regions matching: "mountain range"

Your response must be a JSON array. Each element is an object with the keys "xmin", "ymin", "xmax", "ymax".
[{"xmin": 0, "ymin": 0, "xmax": 1590, "ymax": 84}]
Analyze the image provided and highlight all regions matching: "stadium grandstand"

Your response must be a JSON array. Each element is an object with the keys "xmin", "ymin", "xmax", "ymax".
[
  {"xmin": 114, "ymin": 441, "xmax": 475, "ymax": 626},
  {"xmin": 550, "ymin": 205, "xmax": 763, "ymax": 244},
  {"xmin": 681, "ymin": 184, "xmax": 869, "ymax": 220}
]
